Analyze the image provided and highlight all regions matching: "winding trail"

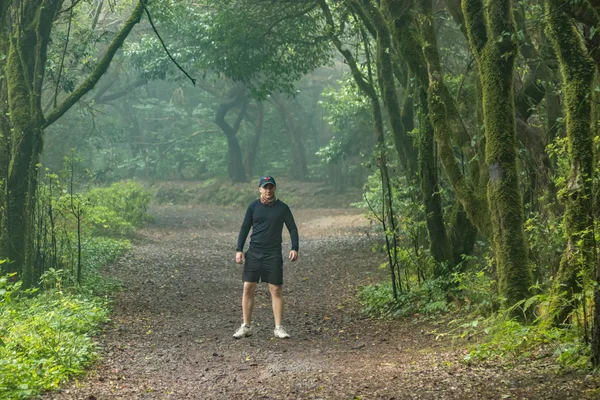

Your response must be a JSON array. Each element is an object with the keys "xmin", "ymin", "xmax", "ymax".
[{"xmin": 46, "ymin": 204, "xmax": 597, "ymax": 399}]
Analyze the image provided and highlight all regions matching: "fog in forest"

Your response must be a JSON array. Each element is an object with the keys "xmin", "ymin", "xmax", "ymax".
[{"xmin": 3, "ymin": 1, "xmax": 600, "ymax": 399}]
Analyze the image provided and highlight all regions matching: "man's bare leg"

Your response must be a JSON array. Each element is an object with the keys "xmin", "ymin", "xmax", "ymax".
[
  {"xmin": 243, "ymin": 282, "xmax": 257, "ymax": 325},
  {"xmin": 269, "ymin": 284, "xmax": 283, "ymax": 326}
]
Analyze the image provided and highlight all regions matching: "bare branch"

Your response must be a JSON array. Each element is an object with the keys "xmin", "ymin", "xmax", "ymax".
[{"xmin": 140, "ymin": 1, "xmax": 196, "ymax": 85}]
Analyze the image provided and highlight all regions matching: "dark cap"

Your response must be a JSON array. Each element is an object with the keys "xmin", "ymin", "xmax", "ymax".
[{"xmin": 259, "ymin": 176, "xmax": 276, "ymax": 187}]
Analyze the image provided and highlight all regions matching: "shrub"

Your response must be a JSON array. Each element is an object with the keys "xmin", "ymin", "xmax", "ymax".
[
  {"xmin": 0, "ymin": 290, "xmax": 109, "ymax": 399},
  {"xmin": 84, "ymin": 205, "xmax": 134, "ymax": 237},
  {"xmin": 86, "ymin": 180, "xmax": 152, "ymax": 226},
  {"xmin": 462, "ymin": 314, "xmax": 590, "ymax": 370},
  {"xmin": 359, "ymin": 278, "xmax": 448, "ymax": 318},
  {"xmin": 0, "ymin": 237, "xmax": 129, "ymax": 398}
]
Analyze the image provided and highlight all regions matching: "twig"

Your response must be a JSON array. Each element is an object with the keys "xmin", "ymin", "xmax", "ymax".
[
  {"xmin": 140, "ymin": 0, "xmax": 196, "ymax": 85},
  {"xmin": 58, "ymin": 0, "xmax": 84, "ymax": 16},
  {"xmin": 54, "ymin": 2, "xmax": 74, "ymax": 109}
]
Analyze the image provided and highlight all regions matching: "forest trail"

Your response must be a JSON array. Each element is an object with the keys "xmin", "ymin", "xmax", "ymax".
[{"xmin": 45, "ymin": 203, "xmax": 597, "ymax": 400}]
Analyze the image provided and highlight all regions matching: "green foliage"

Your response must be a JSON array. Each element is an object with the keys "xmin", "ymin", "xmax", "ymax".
[
  {"xmin": 84, "ymin": 205, "xmax": 135, "ymax": 237},
  {"xmin": 153, "ymin": 179, "xmax": 258, "ymax": 207},
  {"xmin": 316, "ymin": 77, "xmax": 374, "ymax": 188},
  {"xmin": 86, "ymin": 180, "xmax": 153, "ymax": 228},
  {"xmin": 0, "ymin": 236, "xmax": 128, "ymax": 399},
  {"xmin": 128, "ymin": 0, "xmax": 332, "ymax": 98},
  {"xmin": 80, "ymin": 237, "xmax": 131, "ymax": 296},
  {"xmin": 0, "ymin": 289, "xmax": 110, "ymax": 399},
  {"xmin": 355, "ymin": 168, "xmax": 433, "ymax": 286},
  {"xmin": 450, "ymin": 257, "xmax": 499, "ymax": 316},
  {"xmin": 359, "ymin": 279, "xmax": 449, "ymax": 318},
  {"xmin": 462, "ymin": 314, "xmax": 590, "ymax": 370},
  {"xmin": 524, "ymin": 210, "xmax": 563, "ymax": 282}
]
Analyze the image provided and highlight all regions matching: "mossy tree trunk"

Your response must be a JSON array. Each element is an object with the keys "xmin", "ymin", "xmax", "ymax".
[
  {"xmin": 4, "ymin": 0, "xmax": 63, "ymax": 287},
  {"xmin": 0, "ymin": 1, "xmax": 146, "ymax": 286},
  {"xmin": 416, "ymin": 0, "xmax": 480, "ymax": 274},
  {"xmin": 416, "ymin": 0, "xmax": 491, "ymax": 241},
  {"xmin": 319, "ymin": 0, "xmax": 403, "ymax": 296},
  {"xmin": 462, "ymin": 0, "xmax": 532, "ymax": 309},
  {"xmin": 417, "ymin": 88, "xmax": 454, "ymax": 276},
  {"xmin": 0, "ymin": 2, "xmax": 10, "ymax": 266},
  {"xmin": 384, "ymin": 0, "xmax": 492, "ymax": 249},
  {"xmin": 353, "ymin": 1, "xmax": 457, "ymax": 273},
  {"xmin": 353, "ymin": 0, "xmax": 417, "ymax": 178},
  {"xmin": 544, "ymin": 0, "xmax": 596, "ymax": 327}
]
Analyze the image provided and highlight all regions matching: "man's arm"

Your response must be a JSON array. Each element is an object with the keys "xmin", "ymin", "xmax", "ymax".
[
  {"xmin": 236, "ymin": 204, "xmax": 254, "ymax": 252},
  {"xmin": 284, "ymin": 207, "xmax": 299, "ymax": 261}
]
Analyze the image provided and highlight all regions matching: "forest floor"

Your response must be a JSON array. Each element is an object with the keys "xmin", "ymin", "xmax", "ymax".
[{"xmin": 44, "ymin": 186, "xmax": 600, "ymax": 399}]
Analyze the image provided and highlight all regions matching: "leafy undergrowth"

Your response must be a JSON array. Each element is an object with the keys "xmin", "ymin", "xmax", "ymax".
[
  {"xmin": 0, "ymin": 238, "xmax": 130, "ymax": 400},
  {"xmin": 85, "ymin": 180, "xmax": 154, "ymax": 237},
  {"xmin": 453, "ymin": 313, "xmax": 591, "ymax": 371},
  {"xmin": 359, "ymin": 278, "xmax": 593, "ymax": 371},
  {"xmin": 149, "ymin": 178, "xmax": 361, "ymax": 208}
]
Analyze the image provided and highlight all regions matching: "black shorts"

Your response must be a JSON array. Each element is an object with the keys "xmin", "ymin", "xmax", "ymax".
[{"xmin": 243, "ymin": 250, "xmax": 284, "ymax": 285}]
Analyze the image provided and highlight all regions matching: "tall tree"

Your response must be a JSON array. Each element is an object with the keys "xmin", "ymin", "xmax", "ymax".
[
  {"xmin": 0, "ymin": 1, "xmax": 146, "ymax": 287},
  {"xmin": 127, "ymin": 0, "xmax": 332, "ymax": 181},
  {"xmin": 462, "ymin": 0, "xmax": 532, "ymax": 308},
  {"xmin": 319, "ymin": 0, "xmax": 404, "ymax": 297},
  {"xmin": 544, "ymin": 0, "xmax": 596, "ymax": 327},
  {"xmin": 384, "ymin": 0, "xmax": 492, "ymax": 239},
  {"xmin": 271, "ymin": 94, "xmax": 309, "ymax": 180}
]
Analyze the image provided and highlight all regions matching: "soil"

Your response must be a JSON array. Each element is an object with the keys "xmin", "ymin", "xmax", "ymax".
[{"xmin": 43, "ymin": 201, "xmax": 600, "ymax": 400}]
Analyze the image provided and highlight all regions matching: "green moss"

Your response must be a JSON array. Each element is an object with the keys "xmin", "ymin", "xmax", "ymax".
[
  {"xmin": 544, "ymin": 0, "xmax": 596, "ymax": 325},
  {"xmin": 417, "ymin": 89, "xmax": 453, "ymax": 274},
  {"xmin": 462, "ymin": 0, "xmax": 532, "ymax": 310},
  {"xmin": 365, "ymin": 1, "xmax": 417, "ymax": 176},
  {"xmin": 418, "ymin": 0, "xmax": 492, "ymax": 238}
]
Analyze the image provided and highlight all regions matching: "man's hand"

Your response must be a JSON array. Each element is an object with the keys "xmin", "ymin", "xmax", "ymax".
[
  {"xmin": 289, "ymin": 250, "xmax": 298, "ymax": 262},
  {"xmin": 236, "ymin": 251, "xmax": 245, "ymax": 264}
]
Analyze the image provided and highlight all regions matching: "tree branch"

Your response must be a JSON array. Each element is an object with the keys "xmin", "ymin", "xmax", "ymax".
[
  {"xmin": 318, "ymin": 0, "xmax": 376, "ymax": 99},
  {"xmin": 43, "ymin": 0, "xmax": 145, "ymax": 128},
  {"xmin": 215, "ymin": 84, "xmax": 246, "ymax": 136},
  {"xmin": 140, "ymin": 1, "xmax": 196, "ymax": 86},
  {"xmin": 461, "ymin": 0, "xmax": 488, "ymax": 56},
  {"xmin": 53, "ymin": 2, "xmax": 74, "ymax": 109},
  {"xmin": 565, "ymin": 0, "xmax": 600, "ymax": 27},
  {"xmin": 95, "ymin": 78, "xmax": 148, "ymax": 104}
]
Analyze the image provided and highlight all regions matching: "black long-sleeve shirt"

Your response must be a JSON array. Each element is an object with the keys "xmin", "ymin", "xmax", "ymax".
[{"xmin": 236, "ymin": 199, "xmax": 299, "ymax": 253}]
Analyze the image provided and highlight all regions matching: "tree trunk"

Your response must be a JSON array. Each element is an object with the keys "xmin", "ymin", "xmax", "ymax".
[
  {"xmin": 416, "ymin": 0, "xmax": 491, "ymax": 240},
  {"xmin": 0, "ymin": 51, "xmax": 9, "ymax": 265},
  {"xmin": 271, "ymin": 95, "xmax": 308, "ymax": 180},
  {"xmin": 462, "ymin": 0, "xmax": 532, "ymax": 309},
  {"xmin": 544, "ymin": 0, "xmax": 596, "ymax": 328},
  {"xmin": 226, "ymin": 134, "xmax": 247, "ymax": 183},
  {"xmin": 3, "ymin": 0, "xmax": 61, "ymax": 285},
  {"xmin": 245, "ymin": 101, "xmax": 264, "ymax": 177},
  {"xmin": 386, "ymin": 0, "xmax": 492, "ymax": 241},
  {"xmin": 417, "ymin": 89, "xmax": 453, "ymax": 276},
  {"xmin": 215, "ymin": 84, "xmax": 248, "ymax": 182},
  {"xmin": 356, "ymin": 0, "xmax": 417, "ymax": 177},
  {"xmin": 0, "ymin": 0, "xmax": 145, "ymax": 286},
  {"xmin": 319, "ymin": 0, "xmax": 402, "ymax": 296},
  {"xmin": 448, "ymin": 201, "xmax": 478, "ymax": 268}
]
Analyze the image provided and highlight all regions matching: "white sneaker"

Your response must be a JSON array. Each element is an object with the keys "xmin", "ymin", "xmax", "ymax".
[
  {"xmin": 274, "ymin": 325, "xmax": 290, "ymax": 339},
  {"xmin": 233, "ymin": 323, "xmax": 253, "ymax": 339}
]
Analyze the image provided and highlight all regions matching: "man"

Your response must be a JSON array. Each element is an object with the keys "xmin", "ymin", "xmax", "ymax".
[{"xmin": 234, "ymin": 176, "xmax": 299, "ymax": 339}]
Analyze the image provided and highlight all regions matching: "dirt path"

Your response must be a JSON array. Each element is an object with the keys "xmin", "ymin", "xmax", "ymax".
[{"xmin": 45, "ymin": 204, "xmax": 598, "ymax": 399}]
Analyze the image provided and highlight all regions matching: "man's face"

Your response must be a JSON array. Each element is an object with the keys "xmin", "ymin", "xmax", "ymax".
[{"xmin": 259, "ymin": 183, "xmax": 276, "ymax": 198}]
